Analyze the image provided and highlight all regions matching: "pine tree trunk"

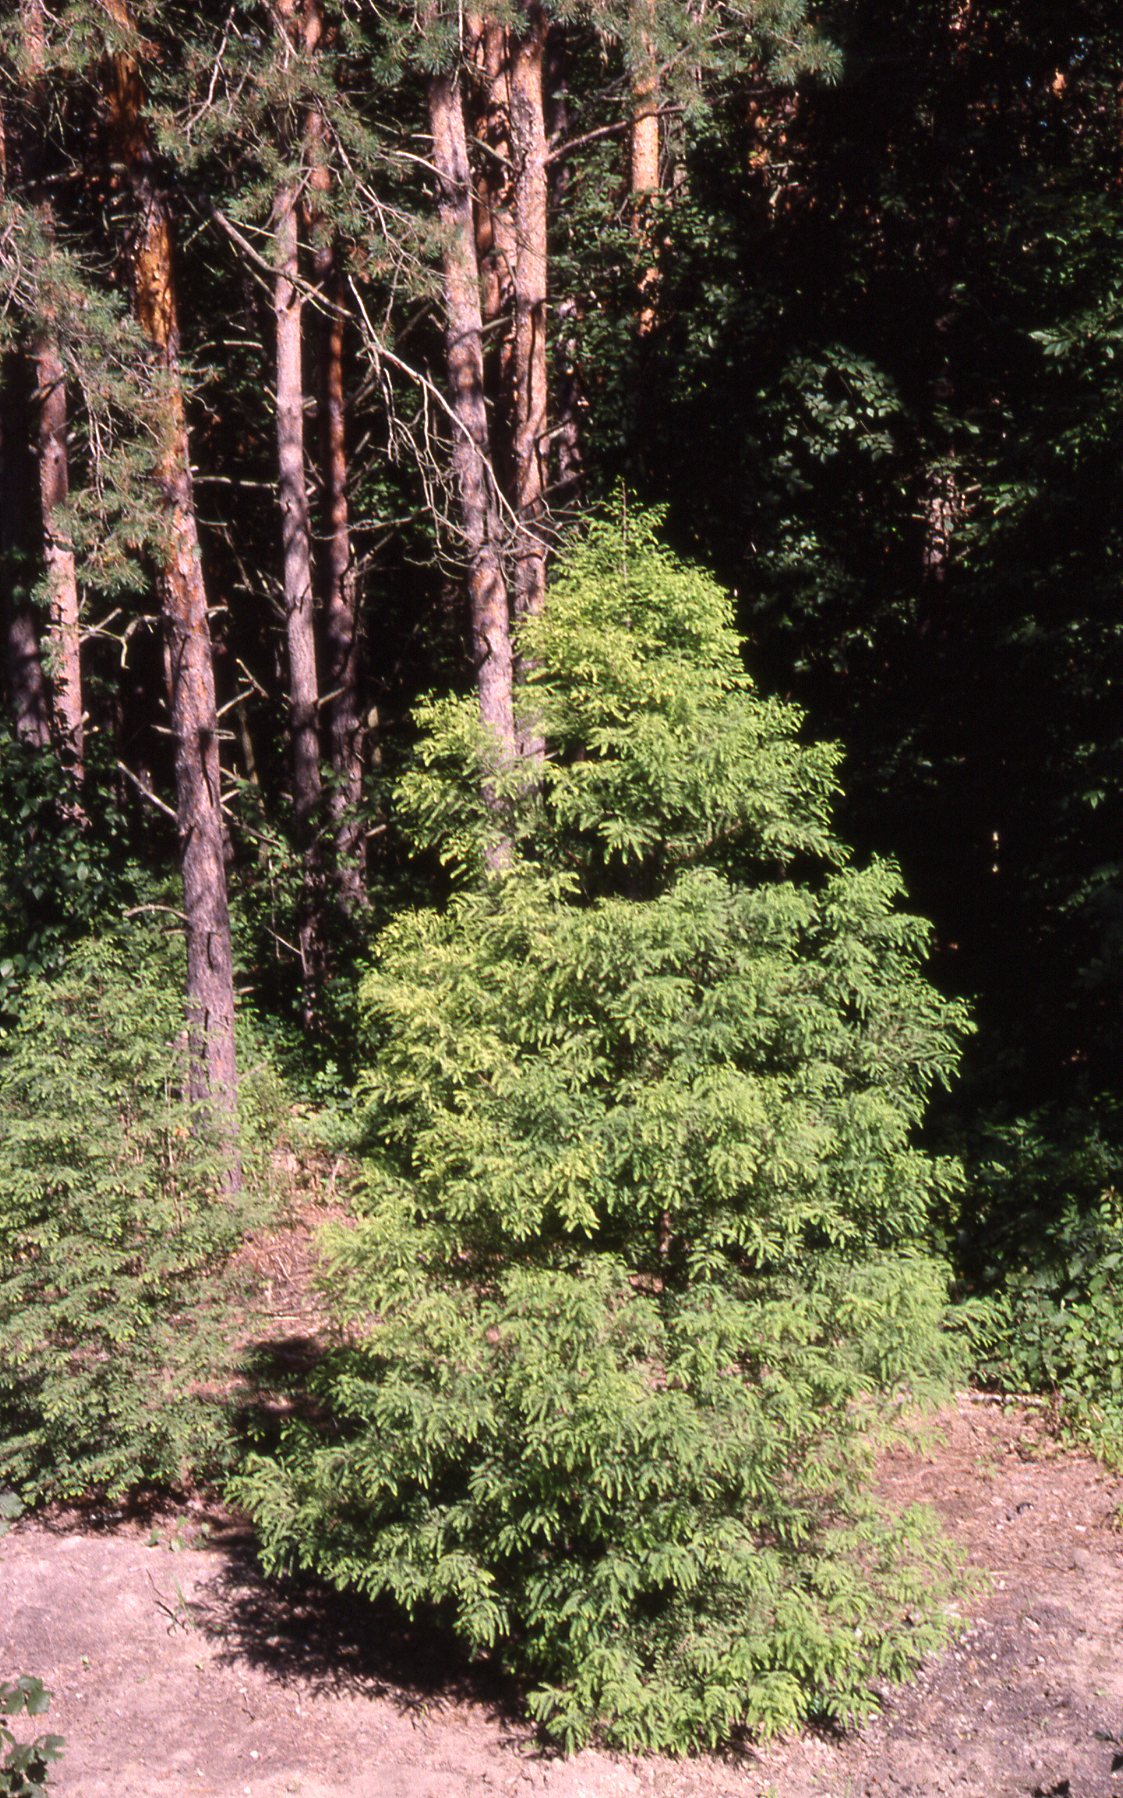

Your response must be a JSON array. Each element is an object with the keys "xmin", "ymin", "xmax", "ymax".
[
  {"xmin": 630, "ymin": 22, "xmax": 660, "ymax": 196},
  {"xmin": 272, "ymin": 154, "xmax": 324, "ymax": 1010},
  {"xmin": 508, "ymin": 4, "xmax": 549, "ymax": 633},
  {"xmin": 630, "ymin": 0, "xmax": 661, "ymax": 336},
  {"xmin": 104, "ymin": 9, "xmax": 240, "ymax": 1147},
  {"xmin": 427, "ymin": 64, "xmax": 516, "ymax": 779},
  {"xmin": 272, "ymin": 0, "xmax": 322, "ymax": 845},
  {"xmin": 318, "ymin": 255, "xmax": 366, "ymax": 913},
  {"xmin": 21, "ymin": 0, "xmax": 84, "ymax": 776},
  {"xmin": 470, "ymin": 18, "xmax": 516, "ymax": 493},
  {"xmin": 301, "ymin": 1, "xmax": 366, "ymax": 914},
  {"xmin": 33, "ymin": 335, "xmax": 84, "ymax": 776},
  {"xmin": 273, "ymin": 207, "xmax": 322, "ymax": 835}
]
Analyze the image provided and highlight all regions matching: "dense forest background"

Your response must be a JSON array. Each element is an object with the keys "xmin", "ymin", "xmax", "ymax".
[{"xmin": 2, "ymin": 0, "xmax": 1122, "ymax": 1757}]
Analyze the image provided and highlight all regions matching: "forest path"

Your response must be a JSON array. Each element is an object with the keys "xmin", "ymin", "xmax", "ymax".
[{"xmin": 2, "ymin": 1397, "xmax": 1121, "ymax": 1798}]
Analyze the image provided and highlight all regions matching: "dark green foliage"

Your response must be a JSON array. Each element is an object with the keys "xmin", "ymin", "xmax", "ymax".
[
  {"xmin": 0, "ymin": 924, "xmax": 264, "ymax": 1502},
  {"xmin": 0, "ymin": 1680, "xmax": 63, "ymax": 1798},
  {"xmin": 580, "ymin": 0, "xmax": 1123, "ymax": 1110},
  {"xmin": 236, "ymin": 521, "xmax": 969, "ymax": 1752},
  {"xmin": 958, "ymin": 1107, "xmax": 1123, "ymax": 1465},
  {"xmin": 0, "ymin": 206, "xmax": 168, "ymax": 599},
  {"xmin": 0, "ymin": 731, "xmax": 124, "ymax": 1026}
]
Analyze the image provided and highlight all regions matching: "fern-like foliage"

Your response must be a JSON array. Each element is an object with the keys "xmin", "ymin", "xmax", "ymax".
[
  {"xmin": 236, "ymin": 514, "xmax": 971, "ymax": 1752},
  {"xmin": 0, "ymin": 925, "xmax": 261, "ymax": 1501}
]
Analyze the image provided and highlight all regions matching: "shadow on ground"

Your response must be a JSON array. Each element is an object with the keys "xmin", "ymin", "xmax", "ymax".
[{"xmin": 194, "ymin": 1540, "xmax": 526, "ymax": 1726}]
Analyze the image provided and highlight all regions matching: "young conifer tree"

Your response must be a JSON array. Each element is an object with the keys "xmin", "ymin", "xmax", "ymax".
[{"xmin": 236, "ymin": 513, "xmax": 970, "ymax": 1753}]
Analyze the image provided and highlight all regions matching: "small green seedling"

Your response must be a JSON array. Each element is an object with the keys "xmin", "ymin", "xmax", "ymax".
[{"xmin": 0, "ymin": 1678, "xmax": 65, "ymax": 1797}]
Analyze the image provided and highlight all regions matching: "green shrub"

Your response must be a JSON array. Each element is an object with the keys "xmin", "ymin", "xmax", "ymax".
[
  {"xmin": 0, "ymin": 923, "xmax": 263, "ymax": 1502},
  {"xmin": 0, "ymin": 730, "xmax": 124, "ymax": 1029},
  {"xmin": 958, "ymin": 1106, "xmax": 1123, "ymax": 1463},
  {"xmin": 235, "ymin": 515, "xmax": 970, "ymax": 1752}
]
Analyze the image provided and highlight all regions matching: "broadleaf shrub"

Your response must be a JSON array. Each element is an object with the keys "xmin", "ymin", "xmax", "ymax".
[
  {"xmin": 0, "ymin": 1679, "xmax": 64, "ymax": 1798},
  {"xmin": 958, "ymin": 1105, "xmax": 1123, "ymax": 1464},
  {"xmin": 0, "ymin": 923, "xmax": 265, "ymax": 1502},
  {"xmin": 236, "ymin": 515, "xmax": 970, "ymax": 1751}
]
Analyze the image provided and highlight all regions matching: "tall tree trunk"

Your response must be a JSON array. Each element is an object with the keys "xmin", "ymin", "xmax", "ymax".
[
  {"xmin": 508, "ymin": 4, "xmax": 549, "ymax": 632},
  {"xmin": 427, "ymin": 63, "xmax": 516, "ymax": 785},
  {"xmin": 273, "ymin": 175, "xmax": 323, "ymax": 835},
  {"xmin": 470, "ymin": 18, "xmax": 517, "ymax": 493},
  {"xmin": 630, "ymin": 0, "xmax": 661, "ymax": 336},
  {"xmin": 271, "ymin": 0, "xmax": 324, "ymax": 1012},
  {"xmin": 920, "ymin": 457, "xmax": 960, "ymax": 593},
  {"xmin": 103, "ymin": 3, "xmax": 240, "ymax": 1144},
  {"xmin": 302, "ymin": 0, "xmax": 366, "ymax": 913},
  {"xmin": 21, "ymin": 0, "xmax": 84, "ymax": 776},
  {"xmin": 318, "ymin": 254, "xmax": 366, "ymax": 912},
  {"xmin": 630, "ymin": 15, "xmax": 660, "ymax": 196},
  {"xmin": 32, "ymin": 335, "xmax": 84, "ymax": 777}
]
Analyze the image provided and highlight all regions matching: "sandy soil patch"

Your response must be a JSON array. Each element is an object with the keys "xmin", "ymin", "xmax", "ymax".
[{"xmin": 2, "ymin": 1396, "xmax": 1122, "ymax": 1797}]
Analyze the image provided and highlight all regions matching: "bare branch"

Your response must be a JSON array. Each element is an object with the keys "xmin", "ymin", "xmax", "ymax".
[
  {"xmin": 117, "ymin": 760, "xmax": 177, "ymax": 821},
  {"xmin": 547, "ymin": 106, "xmax": 684, "ymax": 164}
]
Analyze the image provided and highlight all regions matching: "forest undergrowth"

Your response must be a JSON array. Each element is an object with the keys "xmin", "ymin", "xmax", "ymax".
[
  {"xmin": 3, "ymin": 521, "xmax": 1121, "ymax": 1768},
  {"xmin": 3, "ymin": 0, "xmax": 1123, "ymax": 1767}
]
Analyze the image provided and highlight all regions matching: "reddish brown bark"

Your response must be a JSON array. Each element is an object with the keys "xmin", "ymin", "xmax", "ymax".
[
  {"xmin": 630, "ymin": 30, "xmax": 660, "ymax": 194},
  {"xmin": 33, "ymin": 334, "xmax": 84, "ymax": 776},
  {"xmin": 428, "ymin": 63, "xmax": 516, "ymax": 780},
  {"xmin": 272, "ymin": 157, "xmax": 324, "ymax": 1008},
  {"xmin": 302, "ymin": 0, "xmax": 365, "ymax": 913},
  {"xmin": 103, "ymin": 1, "xmax": 239, "ymax": 1140},
  {"xmin": 508, "ymin": 5, "xmax": 549, "ymax": 631},
  {"xmin": 470, "ymin": 17, "xmax": 517, "ymax": 491},
  {"xmin": 318, "ymin": 257, "xmax": 366, "ymax": 912},
  {"xmin": 273, "ymin": 0, "xmax": 323, "ymax": 867},
  {"xmin": 630, "ymin": 0, "xmax": 661, "ymax": 336}
]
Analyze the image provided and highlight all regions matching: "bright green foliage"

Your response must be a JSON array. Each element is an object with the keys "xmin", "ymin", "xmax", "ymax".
[
  {"xmin": 0, "ymin": 925, "xmax": 262, "ymax": 1502},
  {"xmin": 0, "ymin": 1680, "xmax": 63, "ymax": 1798},
  {"xmin": 236, "ymin": 519, "xmax": 969, "ymax": 1752},
  {"xmin": 401, "ymin": 511, "xmax": 844, "ymax": 881}
]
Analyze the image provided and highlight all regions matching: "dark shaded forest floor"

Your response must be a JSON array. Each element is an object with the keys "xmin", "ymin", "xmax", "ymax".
[{"xmin": 2, "ymin": 1397, "xmax": 1122, "ymax": 1798}]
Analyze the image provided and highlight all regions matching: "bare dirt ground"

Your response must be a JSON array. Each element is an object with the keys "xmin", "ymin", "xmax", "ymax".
[{"xmin": 2, "ymin": 1395, "xmax": 1122, "ymax": 1798}]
